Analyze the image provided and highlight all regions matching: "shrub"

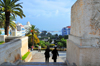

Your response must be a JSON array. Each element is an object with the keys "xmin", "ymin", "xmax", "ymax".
[
  {"xmin": 50, "ymin": 44, "xmax": 55, "ymax": 47},
  {"xmin": 35, "ymin": 45, "xmax": 39, "ymax": 48},
  {"xmin": 33, "ymin": 48, "xmax": 66, "ymax": 51},
  {"xmin": 22, "ymin": 52, "xmax": 30, "ymax": 60}
]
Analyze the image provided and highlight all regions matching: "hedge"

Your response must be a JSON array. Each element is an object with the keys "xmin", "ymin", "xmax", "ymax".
[{"xmin": 33, "ymin": 48, "xmax": 66, "ymax": 51}]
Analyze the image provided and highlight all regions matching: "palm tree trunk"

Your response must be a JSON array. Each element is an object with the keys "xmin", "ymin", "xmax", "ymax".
[
  {"xmin": 5, "ymin": 12, "xmax": 10, "ymax": 36},
  {"xmin": 32, "ymin": 32, "xmax": 34, "ymax": 48}
]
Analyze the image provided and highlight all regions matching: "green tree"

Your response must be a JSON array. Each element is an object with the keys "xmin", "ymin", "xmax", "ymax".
[
  {"xmin": 0, "ymin": 13, "xmax": 16, "ymax": 29},
  {"xmin": 48, "ymin": 39, "xmax": 52, "ymax": 43},
  {"xmin": 39, "ymin": 40, "xmax": 46, "ymax": 48},
  {"xmin": 61, "ymin": 38, "xmax": 66, "ymax": 47},
  {"xmin": 46, "ymin": 32, "xmax": 52, "ymax": 37},
  {"xmin": 55, "ymin": 34, "xmax": 58, "ymax": 39},
  {"xmin": 0, "ymin": 30, "xmax": 1, "ymax": 35},
  {"xmin": 26, "ymin": 34, "xmax": 40, "ymax": 48},
  {"xmin": 30, "ymin": 25, "xmax": 39, "ymax": 48},
  {"xmin": 64, "ymin": 35, "xmax": 68, "ymax": 39},
  {"xmin": 57, "ymin": 42, "xmax": 63, "ymax": 47},
  {"xmin": 40, "ymin": 31, "xmax": 47, "ymax": 37},
  {"xmin": 0, "ymin": 0, "xmax": 25, "ymax": 36},
  {"xmin": 45, "ymin": 42, "xmax": 50, "ymax": 46}
]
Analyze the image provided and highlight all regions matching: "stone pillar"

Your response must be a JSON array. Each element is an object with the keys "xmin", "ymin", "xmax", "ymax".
[{"xmin": 66, "ymin": 0, "xmax": 100, "ymax": 66}]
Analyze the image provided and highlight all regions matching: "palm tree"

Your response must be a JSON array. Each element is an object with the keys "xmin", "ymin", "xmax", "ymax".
[
  {"xmin": 30, "ymin": 25, "xmax": 37, "ymax": 48},
  {"xmin": 0, "ymin": 11, "xmax": 5, "ymax": 28},
  {"xmin": 0, "ymin": 12, "xmax": 16, "ymax": 36},
  {"xmin": 0, "ymin": 0, "xmax": 25, "ymax": 36},
  {"xmin": 25, "ymin": 25, "xmax": 39, "ymax": 48}
]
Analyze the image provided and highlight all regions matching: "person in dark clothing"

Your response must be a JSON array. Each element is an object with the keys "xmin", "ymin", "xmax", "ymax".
[
  {"xmin": 52, "ymin": 47, "xmax": 59, "ymax": 62},
  {"xmin": 44, "ymin": 46, "xmax": 51, "ymax": 62}
]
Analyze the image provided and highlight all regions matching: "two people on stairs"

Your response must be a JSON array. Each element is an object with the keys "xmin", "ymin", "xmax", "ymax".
[{"xmin": 44, "ymin": 46, "xmax": 59, "ymax": 62}]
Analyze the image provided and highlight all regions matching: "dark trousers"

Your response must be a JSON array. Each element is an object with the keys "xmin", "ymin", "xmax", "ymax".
[
  {"xmin": 54, "ymin": 59, "xmax": 56, "ymax": 62},
  {"xmin": 45, "ymin": 57, "xmax": 49, "ymax": 62}
]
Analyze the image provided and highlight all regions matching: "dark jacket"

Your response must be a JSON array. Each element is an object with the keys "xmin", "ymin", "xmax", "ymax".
[
  {"xmin": 52, "ymin": 49, "xmax": 59, "ymax": 59},
  {"xmin": 44, "ymin": 49, "xmax": 51, "ymax": 58}
]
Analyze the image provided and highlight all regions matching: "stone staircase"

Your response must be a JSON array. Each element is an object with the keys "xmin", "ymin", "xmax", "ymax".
[{"xmin": 18, "ymin": 62, "xmax": 67, "ymax": 66}]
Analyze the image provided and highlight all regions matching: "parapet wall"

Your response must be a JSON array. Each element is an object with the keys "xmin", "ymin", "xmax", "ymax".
[
  {"xmin": 0, "ymin": 36, "xmax": 28, "ymax": 64},
  {"xmin": 0, "ymin": 35, "xmax": 7, "ymax": 42}
]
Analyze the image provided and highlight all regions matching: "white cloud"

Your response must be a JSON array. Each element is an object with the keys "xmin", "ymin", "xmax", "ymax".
[{"xmin": 20, "ymin": 0, "xmax": 76, "ymax": 18}]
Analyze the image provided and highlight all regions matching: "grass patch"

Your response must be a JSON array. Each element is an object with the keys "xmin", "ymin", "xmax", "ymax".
[
  {"xmin": 22, "ymin": 52, "xmax": 30, "ymax": 60},
  {"xmin": 0, "ymin": 41, "xmax": 4, "ymax": 45}
]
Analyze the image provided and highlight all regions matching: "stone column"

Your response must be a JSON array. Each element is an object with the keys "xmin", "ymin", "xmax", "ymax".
[{"xmin": 66, "ymin": 0, "xmax": 100, "ymax": 66}]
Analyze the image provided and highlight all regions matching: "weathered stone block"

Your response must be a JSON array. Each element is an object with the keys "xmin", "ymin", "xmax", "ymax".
[{"xmin": 67, "ymin": 0, "xmax": 100, "ymax": 66}]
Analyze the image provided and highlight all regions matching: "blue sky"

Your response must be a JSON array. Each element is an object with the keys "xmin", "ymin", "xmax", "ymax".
[{"xmin": 16, "ymin": 0, "xmax": 76, "ymax": 34}]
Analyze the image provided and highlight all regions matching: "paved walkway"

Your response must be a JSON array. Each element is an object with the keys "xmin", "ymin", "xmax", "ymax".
[{"xmin": 30, "ymin": 50, "xmax": 66, "ymax": 62}]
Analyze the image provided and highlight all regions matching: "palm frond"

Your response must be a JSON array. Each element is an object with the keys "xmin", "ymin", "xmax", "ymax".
[
  {"xmin": 13, "ymin": 11, "xmax": 22, "ymax": 18},
  {"xmin": 11, "ymin": 0, "xmax": 19, "ymax": 5},
  {"xmin": 0, "ymin": 0, "xmax": 5, "ymax": 7},
  {"xmin": 14, "ymin": 8, "xmax": 23, "ymax": 13},
  {"xmin": 10, "ymin": 21, "xmax": 16, "ymax": 29},
  {"xmin": 15, "ymin": 3, "xmax": 23, "ymax": 8}
]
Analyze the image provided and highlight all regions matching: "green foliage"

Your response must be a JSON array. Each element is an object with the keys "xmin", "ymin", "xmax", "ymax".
[
  {"xmin": 63, "ymin": 35, "xmax": 68, "ymax": 39},
  {"xmin": 57, "ymin": 42, "xmax": 63, "ymax": 47},
  {"xmin": 45, "ymin": 42, "xmax": 50, "ymax": 46},
  {"xmin": 61, "ymin": 38, "xmax": 66, "ymax": 47},
  {"xmin": 50, "ymin": 44, "xmax": 55, "ymax": 47},
  {"xmin": 35, "ymin": 45, "xmax": 39, "ymax": 48},
  {"xmin": 22, "ymin": 52, "xmax": 30, "ymax": 60},
  {"xmin": 48, "ymin": 39, "xmax": 52, "ymax": 43},
  {"xmin": 0, "ymin": 13, "xmax": 16, "ymax": 29},
  {"xmin": 0, "ymin": 41, "xmax": 5, "ymax": 45},
  {"xmin": 38, "ymin": 41, "xmax": 51, "ymax": 48},
  {"xmin": 0, "ymin": 31, "xmax": 2, "ymax": 35},
  {"xmin": 39, "ymin": 41, "xmax": 46, "ymax": 48},
  {"xmin": 26, "ymin": 25, "xmax": 40, "ymax": 48},
  {"xmin": 0, "ymin": 0, "xmax": 25, "ymax": 35},
  {"xmin": 40, "ymin": 31, "xmax": 47, "ymax": 37},
  {"xmin": 33, "ymin": 48, "xmax": 66, "ymax": 51}
]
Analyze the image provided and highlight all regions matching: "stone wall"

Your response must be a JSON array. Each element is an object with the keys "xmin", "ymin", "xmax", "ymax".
[
  {"xmin": 0, "ymin": 35, "xmax": 7, "ymax": 42},
  {"xmin": 67, "ymin": 39, "xmax": 100, "ymax": 66},
  {"xmin": 67, "ymin": 0, "xmax": 100, "ymax": 66},
  {"xmin": 18, "ymin": 37, "xmax": 28, "ymax": 56},
  {"xmin": 71, "ymin": 0, "xmax": 100, "ymax": 38},
  {"xmin": 0, "ymin": 36, "xmax": 28, "ymax": 64}
]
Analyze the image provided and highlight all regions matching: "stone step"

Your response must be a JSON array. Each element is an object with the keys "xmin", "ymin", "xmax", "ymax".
[{"xmin": 18, "ymin": 62, "xmax": 67, "ymax": 66}]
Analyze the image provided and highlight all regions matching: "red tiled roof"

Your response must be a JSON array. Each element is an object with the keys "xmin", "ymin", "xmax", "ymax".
[
  {"xmin": 67, "ymin": 26, "xmax": 71, "ymax": 28},
  {"xmin": 20, "ymin": 25, "xmax": 24, "ymax": 27}
]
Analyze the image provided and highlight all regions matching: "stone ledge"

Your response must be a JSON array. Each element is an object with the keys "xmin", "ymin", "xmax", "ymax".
[
  {"xmin": 24, "ymin": 52, "xmax": 32, "ymax": 62},
  {"xmin": 69, "ymin": 35, "xmax": 99, "ymax": 46},
  {"xmin": 68, "ymin": 39, "xmax": 100, "ymax": 48},
  {"xmin": 67, "ymin": 39, "xmax": 100, "ymax": 66}
]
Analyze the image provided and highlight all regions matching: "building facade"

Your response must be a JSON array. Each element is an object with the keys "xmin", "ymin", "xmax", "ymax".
[
  {"xmin": 0, "ymin": 21, "xmax": 31, "ymax": 36},
  {"xmin": 62, "ymin": 26, "xmax": 71, "ymax": 36}
]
